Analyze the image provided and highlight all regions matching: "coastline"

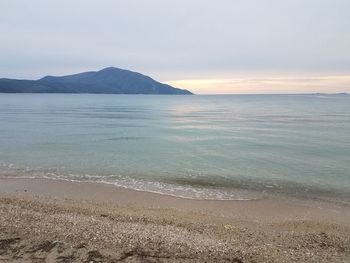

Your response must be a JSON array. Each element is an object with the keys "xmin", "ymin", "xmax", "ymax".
[
  {"xmin": 1, "ymin": 177, "xmax": 350, "ymax": 225},
  {"xmin": 1, "ymin": 177, "xmax": 350, "ymax": 262}
]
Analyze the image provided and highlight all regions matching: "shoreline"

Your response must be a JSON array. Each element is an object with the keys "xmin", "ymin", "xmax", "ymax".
[
  {"xmin": 1, "ymin": 165, "xmax": 349, "ymax": 205},
  {"xmin": 1, "ymin": 177, "xmax": 350, "ymax": 262},
  {"xmin": 1, "ymin": 177, "xmax": 350, "ymax": 225}
]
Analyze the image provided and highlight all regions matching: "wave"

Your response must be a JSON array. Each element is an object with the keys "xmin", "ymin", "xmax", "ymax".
[
  {"xmin": 1, "ymin": 163, "xmax": 349, "ymax": 204},
  {"xmin": 0, "ymin": 164, "xmax": 261, "ymax": 201}
]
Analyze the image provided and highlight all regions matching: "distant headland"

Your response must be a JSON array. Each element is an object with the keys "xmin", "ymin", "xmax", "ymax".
[{"xmin": 0, "ymin": 67, "xmax": 193, "ymax": 95}]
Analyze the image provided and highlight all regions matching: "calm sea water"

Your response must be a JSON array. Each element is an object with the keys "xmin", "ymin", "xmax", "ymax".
[{"xmin": 0, "ymin": 94, "xmax": 349, "ymax": 201}]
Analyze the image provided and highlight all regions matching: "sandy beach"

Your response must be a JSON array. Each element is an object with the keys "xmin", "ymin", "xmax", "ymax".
[{"xmin": 0, "ymin": 177, "xmax": 350, "ymax": 262}]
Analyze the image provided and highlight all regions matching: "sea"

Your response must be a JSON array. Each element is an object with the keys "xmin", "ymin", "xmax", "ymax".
[{"xmin": 0, "ymin": 94, "xmax": 349, "ymax": 202}]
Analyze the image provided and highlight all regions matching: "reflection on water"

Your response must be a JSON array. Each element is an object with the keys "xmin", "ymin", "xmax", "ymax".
[{"xmin": 0, "ymin": 94, "xmax": 349, "ymax": 201}]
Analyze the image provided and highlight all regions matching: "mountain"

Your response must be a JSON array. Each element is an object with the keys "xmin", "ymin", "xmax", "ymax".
[{"xmin": 0, "ymin": 67, "xmax": 193, "ymax": 95}]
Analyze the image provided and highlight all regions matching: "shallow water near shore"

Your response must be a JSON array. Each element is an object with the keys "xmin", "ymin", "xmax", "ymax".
[{"xmin": 0, "ymin": 93, "xmax": 349, "ymax": 201}]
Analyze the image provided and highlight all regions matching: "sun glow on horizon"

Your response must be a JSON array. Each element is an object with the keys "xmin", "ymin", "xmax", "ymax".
[{"xmin": 165, "ymin": 74, "xmax": 350, "ymax": 94}]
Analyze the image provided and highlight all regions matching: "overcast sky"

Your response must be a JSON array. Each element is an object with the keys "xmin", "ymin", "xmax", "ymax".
[{"xmin": 1, "ymin": 0, "xmax": 350, "ymax": 93}]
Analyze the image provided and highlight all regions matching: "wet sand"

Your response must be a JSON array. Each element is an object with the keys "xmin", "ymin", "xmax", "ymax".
[{"xmin": 1, "ymin": 177, "xmax": 350, "ymax": 262}]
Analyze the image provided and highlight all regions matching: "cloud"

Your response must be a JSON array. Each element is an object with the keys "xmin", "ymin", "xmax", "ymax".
[
  {"xmin": 166, "ymin": 75, "xmax": 350, "ymax": 94},
  {"xmin": 1, "ymin": 0, "xmax": 350, "ymax": 93}
]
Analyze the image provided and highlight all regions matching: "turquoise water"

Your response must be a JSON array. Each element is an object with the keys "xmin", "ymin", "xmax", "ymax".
[{"xmin": 0, "ymin": 94, "xmax": 349, "ymax": 201}]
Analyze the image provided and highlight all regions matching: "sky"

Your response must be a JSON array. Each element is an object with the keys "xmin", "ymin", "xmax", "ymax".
[{"xmin": 1, "ymin": 0, "xmax": 350, "ymax": 94}]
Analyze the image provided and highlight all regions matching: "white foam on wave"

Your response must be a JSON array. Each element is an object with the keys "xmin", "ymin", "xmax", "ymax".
[
  {"xmin": 0, "ymin": 164, "xmax": 260, "ymax": 201},
  {"xmin": 97, "ymin": 176, "xmax": 258, "ymax": 201}
]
